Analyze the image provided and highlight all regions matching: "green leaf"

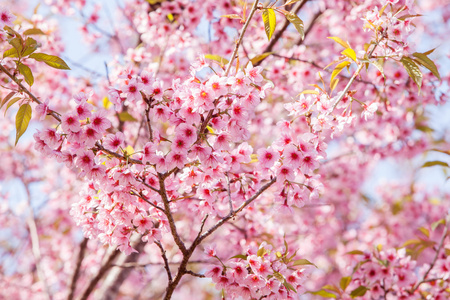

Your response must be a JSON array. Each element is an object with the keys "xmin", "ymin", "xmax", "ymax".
[
  {"xmin": 3, "ymin": 48, "xmax": 18, "ymax": 58},
  {"xmin": 286, "ymin": 12, "xmax": 304, "ymax": 40},
  {"xmin": 292, "ymin": 258, "xmax": 317, "ymax": 268},
  {"xmin": 22, "ymin": 37, "xmax": 38, "ymax": 57},
  {"xmin": 400, "ymin": 56, "xmax": 422, "ymax": 94},
  {"xmin": 350, "ymin": 286, "xmax": 368, "ymax": 298},
  {"xmin": 0, "ymin": 92, "xmax": 16, "ymax": 109},
  {"xmin": 431, "ymin": 219, "xmax": 446, "ymax": 231},
  {"xmin": 28, "ymin": 53, "xmax": 71, "ymax": 70},
  {"xmin": 331, "ymin": 61, "xmax": 351, "ymax": 82},
  {"xmin": 309, "ymin": 290, "xmax": 337, "ymax": 298},
  {"xmin": 345, "ymin": 250, "xmax": 365, "ymax": 255},
  {"xmin": 9, "ymin": 37, "xmax": 23, "ymax": 56},
  {"xmin": 23, "ymin": 28, "xmax": 46, "ymax": 35},
  {"xmin": 262, "ymin": 8, "xmax": 276, "ymax": 41},
  {"xmin": 257, "ymin": 247, "xmax": 267, "ymax": 257},
  {"xmin": 230, "ymin": 254, "xmax": 247, "ymax": 260},
  {"xmin": 341, "ymin": 48, "xmax": 357, "ymax": 62},
  {"xmin": 322, "ymin": 284, "xmax": 340, "ymax": 294},
  {"xmin": 204, "ymin": 54, "xmax": 229, "ymax": 67},
  {"xmin": 412, "ymin": 52, "xmax": 440, "ymax": 80},
  {"xmin": 421, "ymin": 161, "xmax": 449, "ymax": 168},
  {"xmin": 118, "ymin": 111, "xmax": 137, "ymax": 122},
  {"xmin": 17, "ymin": 63, "xmax": 34, "ymax": 86},
  {"xmin": 4, "ymin": 97, "xmax": 22, "ymax": 116},
  {"xmin": 15, "ymin": 103, "xmax": 32, "ymax": 145},
  {"xmin": 250, "ymin": 52, "xmax": 273, "ymax": 65},
  {"xmin": 283, "ymin": 281, "xmax": 297, "ymax": 293},
  {"xmin": 340, "ymin": 276, "xmax": 352, "ymax": 291},
  {"xmin": 418, "ymin": 227, "xmax": 430, "ymax": 238},
  {"xmin": 328, "ymin": 36, "xmax": 350, "ymax": 49},
  {"xmin": 371, "ymin": 59, "xmax": 385, "ymax": 78}
]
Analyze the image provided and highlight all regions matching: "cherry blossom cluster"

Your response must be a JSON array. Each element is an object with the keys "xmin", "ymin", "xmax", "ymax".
[
  {"xmin": 205, "ymin": 242, "xmax": 311, "ymax": 299},
  {"xmin": 342, "ymin": 244, "xmax": 450, "ymax": 299}
]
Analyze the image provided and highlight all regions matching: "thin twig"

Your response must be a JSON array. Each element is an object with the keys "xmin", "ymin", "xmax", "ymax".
[
  {"xmin": 155, "ymin": 240, "xmax": 173, "ymax": 283},
  {"xmin": 25, "ymin": 184, "xmax": 53, "ymax": 300},
  {"xmin": 411, "ymin": 224, "xmax": 448, "ymax": 293},
  {"xmin": 225, "ymin": 172, "xmax": 233, "ymax": 213},
  {"xmin": 0, "ymin": 64, "xmax": 61, "ymax": 122},
  {"xmin": 78, "ymin": 247, "xmax": 121, "ymax": 300},
  {"xmin": 225, "ymin": 0, "xmax": 260, "ymax": 76},
  {"xmin": 67, "ymin": 238, "xmax": 89, "ymax": 300},
  {"xmin": 185, "ymin": 270, "xmax": 205, "ymax": 278}
]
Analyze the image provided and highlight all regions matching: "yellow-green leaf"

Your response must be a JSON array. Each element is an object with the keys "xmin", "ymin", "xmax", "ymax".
[
  {"xmin": 431, "ymin": 219, "xmax": 446, "ymax": 231},
  {"xmin": 421, "ymin": 161, "xmax": 449, "ymax": 168},
  {"xmin": 309, "ymin": 290, "xmax": 337, "ymax": 298},
  {"xmin": 262, "ymin": 8, "xmax": 276, "ymax": 41},
  {"xmin": 400, "ymin": 56, "xmax": 422, "ymax": 94},
  {"xmin": 418, "ymin": 227, "xmax": 430, "ymax": 238},
  {"xmin": 345, "ymin": 250, "xmax": 365, "ymax": 255},
  {"xmin": 371, "ymin": 59, "xmax": 385, "ymax": 78},
  {"xmin": 350, "ymin": 286, "xmax": 368, "ymax": 298},
  {"xmin": 204, "ymin": 54, "xmax": 229, "ymax": 67},
  {"xmin": 9, "ymin": 37, "xmax": 23, "ymax": 55},
  {"xmin": 15, "ymin": 103, "xmax": 32, "ymax": 145},
  {"xmin": 18, "ymin": 63, "xmax": 34, "ymax": 86},
  {"xmin": 29, "ymin": 53, "xmax": 71, "ymax": 70},
  {"xmin": 292, "ymin": 258, "xmax": 317, "ymax": 268},
  {"xmin": 331, "ymin": 61, "xmax": 351, "ymax": 82},
  {"xmin": 22, "ymin": 37, "xmax": 38, "ymax": 57},
  {"xmin": 330, "ymin": 77, "xmax": 339, "ymax": 91},
  {"xmin": 102, "ymin": 97, "xmax": 112, "ymax": 109},
  {"xmin": 3, "ymin": 48, "xmax": 18, "ymax": 58},
  {"xmin": 0, "ymin": 92, "xmax": 16, "ymax": 109},
  {"xmin": 118, "ymin": 111, "xmax": 138, "ymax": 122},
  {"xmin": 23, "ymin": 28, "xmax": 46, "ymax": 35},
  {"xmin": 283, "ymin": 281, "xmax": 297, "ymax": 293},
  {"xmin": 286, "ymin": 12, "xmax": 304, "ymax": 40},
  {"xmin": 230, "ymin": 254, "xmax": 247, "ymax": 260},
  {"xmin": 328, "ymin": 36, "xmax": 350, "ymax": 49},
  {"xmin": 340, "ymin": 276, "xmax": 352, "ymax": 291},
  {"xmin": 300, "ymin": 89, "xmax": 319, "ymax": 95},
  {"xmin": 322, "ymin": 285, "xmax": 340, "ymax": 294},
  {"xmin": 250, "ymin": 52, "xmax": 273, "ymax": 65},
  {"xmin": 341, "ymin": 48, "xmax": 357, "ymax": 62},
  {"xmin": 4, "ymin": 97, "xmax": 21, "ymax": 116},
  {"xmin": 412, "ymin": 52, "xmax": 440, "ymax": 80}
]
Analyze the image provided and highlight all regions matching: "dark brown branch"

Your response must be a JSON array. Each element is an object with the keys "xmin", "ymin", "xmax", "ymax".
[
  {"xmin": 185, "ymin": 270, "xmax": 205, "ymax": 278},
  {"xmin": 155, "ymin": 240, "xmax": 173, "ymax": 283},
  {"xmin": 78, "ymin": 247, "xmax": 121, "ymax": 300},
  {"xmin": 0, "ymin": 64, "xmax": 61, "ymax": 122},
  {"xmin": 158, "ymin": 174, "xmax": 187, "ymax": 254},
  {"xmin": 67, "ymin": 238, "xmax": 89, "ymax": 300}
]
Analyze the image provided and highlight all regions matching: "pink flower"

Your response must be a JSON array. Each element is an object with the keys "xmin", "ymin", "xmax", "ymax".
[
  {"xmin": 90, "ymin": 109, "xmax": 111, "ymax": 133},
  {"xmin": 165, "ymin": 151, "xmax": 186, "ymax": 170},
  {"xmin": 75, "ymin": 101, "xmax": 93, "ymax": 119},
  {"xmin": 245, "ymin": 62, "xmax": 263, "ymax": 83},
  {"xmin": 277, "ymin": 165, "xmax": 295, "ymax": 182},
  {"xmin": 123, "ymin": 78, "xmax": 144, "ymax": 102},
  {"xmin": 283, "ymin": 144, "xmax": 303, "ymax": 169},
  {"xmin": 61, "ymin": 113, "xmax": 81, "ymax": 133},
  {"xmin": 142, "ymin": 142, "xmax": 157, "ymax": 164},
  {"xmin": 36, "ymin": 98, "xmax": 50, "ymax": 121},
  {"xmin": 361, "ymin": 102, "xmax": 378, "ymax": 120},
  {"xmin": 0, "ymin": 8, "xmax": 16, "ymax": 27},
  {"xmin": 175, "ymin": 123, "xmax": 197, "ymax": 145},
  {"xmin": 83, "ymin": 125, "xmax": 102, "ymax": 147},
  {"xmin": 257, "ymin": 147, "xmax": 279, "ymax": 169},
  {"xmin": 103, "ymin": 132, "xmax": 125, "ymax": 151},
  {"xmin": 75, "ymin": 150, "xmax": 95, "ymax": 171}
]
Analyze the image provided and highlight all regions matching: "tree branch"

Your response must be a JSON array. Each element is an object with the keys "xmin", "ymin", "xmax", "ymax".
[
  {"xmin": 155, "ymin": 240, "xmax": 173, "ymax": 283},
  {"xmin": 67, "ymin": 238, "xmax": 89, "ymax": 300},
  {"xmin": 225, "ymin": 0, "xmax": 260, "ymax": 76}
]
